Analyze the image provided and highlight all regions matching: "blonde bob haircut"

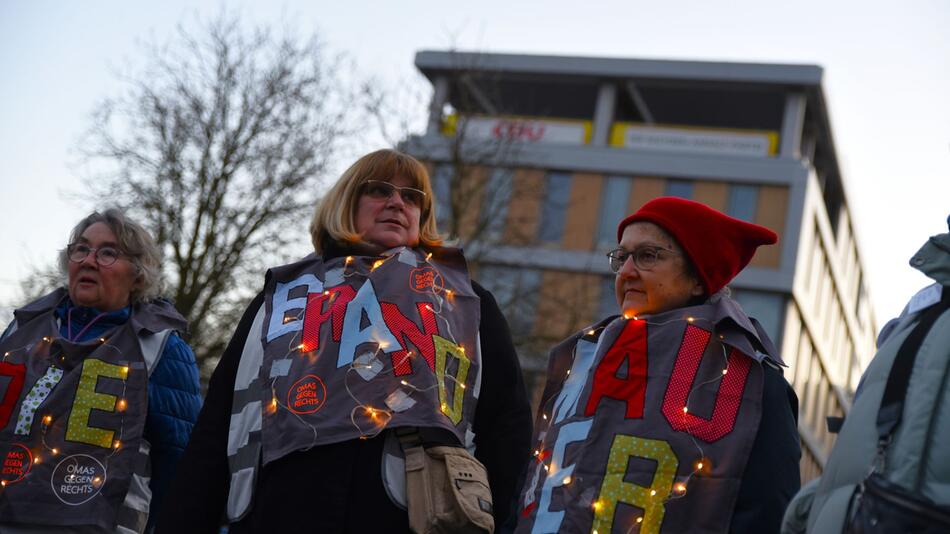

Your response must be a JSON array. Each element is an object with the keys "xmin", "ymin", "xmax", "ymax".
[{"xmin": 310, "ymin": 149, "xmax": 443, "ymax": 253}]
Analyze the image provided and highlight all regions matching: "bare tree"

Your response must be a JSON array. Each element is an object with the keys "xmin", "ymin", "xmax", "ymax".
[{"xmin": 80, "ymin": 14, "xmax": 354, "ymax": 373}]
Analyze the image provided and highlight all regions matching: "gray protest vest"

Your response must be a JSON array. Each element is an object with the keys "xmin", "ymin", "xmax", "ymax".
[
  {"xmin": 226, "ymin": 246, "xmax": 482, "ymax": 521},
  {"xmin": 517, "ymin": 297, "xmax": 769, "ymax": 534},
  {"xmin": 0, "ymin": 288, "xmax": 186, "ymax": 533}
]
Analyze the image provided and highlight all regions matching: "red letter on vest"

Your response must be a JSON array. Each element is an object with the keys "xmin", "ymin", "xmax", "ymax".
[
  {"xmin": 380, "ymin": 302, "xmax": 439, "ymax": 376},
  {"xmin": 300, "ymin": 285, "xmax": 356, "ymax": 352},
  {"xmin": 584, "ymin": 319, "xmax": 647, "ymax": 419},
  {"xmin": 662, "ymin": 325, "xmax": 753, "ymax": 442},
  {"xmin": 0, "ymin": 362, "xmax": 26, "ymax": 428}
]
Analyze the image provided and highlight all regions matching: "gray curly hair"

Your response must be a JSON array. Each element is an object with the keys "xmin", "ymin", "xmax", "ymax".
[{"xmin": 58, "ymin": 209, "xmax": 164, "ymax": 303}]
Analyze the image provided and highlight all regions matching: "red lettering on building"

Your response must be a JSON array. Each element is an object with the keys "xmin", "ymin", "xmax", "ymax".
[
  {"xmin": 380, "ymin": 302, "xmax": 439, "ymax": 376},
  {"xmin": 661, "ymin": 325, "xmax": 752, "ymax": 442},
  {"xmin": 300, "ymin": 285, "xmax": 356, "ymax": 352},
  {"xmin": 491, "ymin": 120, "xmax": 547, "ymax": 142},
  {"xmin": 584, "ymin": 319, "xmax": 648, "ymax": 419}
]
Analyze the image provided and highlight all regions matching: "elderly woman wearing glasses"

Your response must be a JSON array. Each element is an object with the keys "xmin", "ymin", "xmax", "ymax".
[
  {"xmin": 0, "ymin": 209, "xmax": 201, "ymax": 533},
  {"xmin": 160, "ymin": 149, "xmax": 532, "ymax": 533},
  {"xmin": 517, "ymin": 197, "xmax": 800, "ymax": 534}
]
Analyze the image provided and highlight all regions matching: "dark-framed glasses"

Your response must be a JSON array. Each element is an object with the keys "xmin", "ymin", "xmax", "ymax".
[
  {"xmin": 606, "ymin": 245, "xmax": 676, "ymax": 273},
  {"xmin": 362, "ymin": 180, "xmax": 426, "ymax": 207},
  {"xmin": 67, "ymin": 243, "xmax": 123, "ymax": 266}
]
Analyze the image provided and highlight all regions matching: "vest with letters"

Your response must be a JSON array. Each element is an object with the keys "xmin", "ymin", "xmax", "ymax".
[
  {"xmin": 0, "ymin": 288, "xmax": 186, "ymax": 533},
  {"xmin": 517, "ymin": 296, "xmax": 776, "ymax": 534},
  {"xmin": 226, "ymin": 246, "xmax": 482, "ymax": 520}
]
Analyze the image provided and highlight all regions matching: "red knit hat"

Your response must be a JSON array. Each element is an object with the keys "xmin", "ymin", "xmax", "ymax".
[{"xmin": 616, "ymin": 197, "xmax": 778, "ymax": 295}]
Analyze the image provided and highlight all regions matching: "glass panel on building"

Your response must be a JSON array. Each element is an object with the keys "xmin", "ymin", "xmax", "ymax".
[
  {"xmin": 480, "ymin": 168, "xmax": 513, "ymax": 243},
  {"xmin": 478, "ymin": 265, "xmax": 541, "ymax": 336},
  {"xmin": 597, "ymin": 276, "xmax": 618, "ymax": 321},
  {"xmin": 596, "ymin": 176, "xmax": 631, "ymax": 248},
  {"xmin": 433, "ymin": 164, "xmax": 453, "ymax": 230},
  {"xmin": 665, "ymin": 180, "xmax": 693, "ymax": 199},
  {"xmin": 537, "ymin": 172, "xmax": 572, "ymax": 244},
  {"xmin": 733, "ymin": 289, "xmax": 786, "ymax": 347},
  {"xmin": 728, "ymin": 184, "xmax": 759, "ymax": 222}
]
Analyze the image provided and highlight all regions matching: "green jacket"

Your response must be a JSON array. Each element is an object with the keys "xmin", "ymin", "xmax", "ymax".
[{"xmin": 782, "ymin": 231, "xmax": 950, "ymax": 533}]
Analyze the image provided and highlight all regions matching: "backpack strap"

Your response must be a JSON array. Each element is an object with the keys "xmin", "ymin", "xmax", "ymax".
[{"xmin": 874, "ymin": 287, "xmax": 950, "ymax": 462}]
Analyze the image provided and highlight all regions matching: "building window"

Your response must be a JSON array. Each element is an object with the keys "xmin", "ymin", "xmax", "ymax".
[
  {"xmin": 596, "ymin": 176, "xmax": 631, "ymax": 248},
  {"xmin": 537, "ymin": 172, "xmax": 572, "ymax": 244},
  {"xmin": 480, "ymin": 168, "xmax": 513, "ymax": 243},
  {"xmin": 478, "ymin": 265, "xmax": 541, "ymax": 336},
  {"xmin": 733, "ymin": 289, "xmax": 786, "ymax": 347},
  {"xmin": 727, "ymin": 184, "xmax": 758, "ymax": 222},
  {"xmin": 665, "ymin": 180, "xmax": 693, "ymax": 199},
  {"xmin": 597, "ymin": 276, "xmax": 618, "ymax": 321},
  {"xmin": 433, "ymin": 164, "xmax": 453, "ymax": 230}
]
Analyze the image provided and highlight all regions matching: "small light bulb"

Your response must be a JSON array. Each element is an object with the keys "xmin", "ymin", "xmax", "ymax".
[
  {"xmin": 323, "ymin": 290, "xmax": 330, "ymax": 296},
  {"xmin": 650, "ymin": 489, "xmax": 657, "ymax": 496},
  {"xmin": 345, "ymin": 256, "xmax": 353, "ymax": 264},
  {"xmin": 42, "ymin": 415, "xmax": 52, "ymax": 426},
  {"xmin": 563, "ymin": 476, "xmax": 572, "ymax": 485},
  {"xmin": 682, "ymin": 406, "xmax": 689, "ymax": 414},
  {"xmin": 297, "ymin": 344, "xmax": 306, "ymax": 351},
  {"xmin": 542, "ymin": 413, "xmax": 548, "ymax": 420},
  {"xmin": 722, "ymin": 369, "xmax": 728, "ymax": 375},
  {"xmin": 400, "ymin": 380, "xmax": 409, "ymax": 386},
  {"xmin": 34, "ymin": 457, "xmax": 41, "ymax": 465},
  {"xmin": 1, "ymin": 480, "xmax": 6, "ymax": 487},
  {"xmin": 592, "ymin": 500, "xmax": 603, "ymax": 512},
  {"xmin": 543, "ymin": 464, "xmax": 549, "ymax": 472},
  {"xmin": 445, "ymin": 289, "xmax": 453, "ymax": 297},
  {"xmin": 113, "ymin": 440, "xmax": 121, "ymax": 449},
  {"xmin": 566, "ymin": 369, "xmax": 571, "ymax": 376},
  {"xmin": 687, "ymin": 317, "xmax": 695, "ymax": 323},
  {"xmin": 121, "ymin": 366, "xmax": 129, "ymax": 375},
  {"xmin": 51, "ymin": 448, "xmax": 59, "ymax": 455},
  {"xmin": 372, "ymin": 259, "xmax": 384, "ymax": 271},
  {"xmin": 99, "ymin": 337, "xmax": 107, "ymax": 343},
  {"xmin": 425, "ymin": 253, "xmax": 432, "ymax": 261},
  {"xmin": 460, "ymin": 383, "xmax": 466, "ymax": 389},
  {"xmin": 674, "ymin": 482, "xmax": 687, "ymax": 495},
  {"xmin": 636, "ymin": 517, "xmax": 644, "ymax": 524},
  {"xmin": 283, "ymin": 316, "xmax": 293, "ymax": 324},
  {"xmin": 116, "ymin": 399, "xmax": 127, "ymax": 411},
  {"xmin": 43, "ymin": 336, "xmax": 51, "ymax": 343},
  {"xmin": 441, "ymin": 403, "xmax": 448, "ymax": 412},
  {"xmin": 696, "ymin": 461, "xmax": 704, "ymax": 470},
  {"xmin": 586, "ymin": 329, "xmax": 595, "ymax": 336}
]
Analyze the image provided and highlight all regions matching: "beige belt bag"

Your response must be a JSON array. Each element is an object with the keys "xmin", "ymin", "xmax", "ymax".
[{"xmin": 399, "ymin": 431, "xmax": 495, "ymax": 534}]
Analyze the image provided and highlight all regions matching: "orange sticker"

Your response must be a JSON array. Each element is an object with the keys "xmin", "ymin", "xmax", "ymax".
[
  {"xmin": 287, "ymin": 374, "xmax": 327, "ymax": 415},
  {"xmin": 409, "ymin": 266, "xmax": 444, "ymax": 294}
]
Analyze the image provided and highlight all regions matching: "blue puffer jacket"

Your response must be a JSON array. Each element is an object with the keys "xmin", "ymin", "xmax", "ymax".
[{"xmin": 1, "ymin": 299, "xmax": 203, "ymax": 529}]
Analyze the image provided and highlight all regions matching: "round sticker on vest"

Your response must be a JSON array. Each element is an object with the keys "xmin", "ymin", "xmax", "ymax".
[
  {"xmin": 0, "ymin": 443, "xmax": 33, "ymax": 485},
  {"xmin": 288, "ymin": 374, "xmax": 327, "ymax": 414},
  {"xmin": 409, "ymin": 266, "xmax": 444, "ymax": 294},
  {"xmin": 51, "ymin": 454, "xmax": 107, "ymax": 505}
]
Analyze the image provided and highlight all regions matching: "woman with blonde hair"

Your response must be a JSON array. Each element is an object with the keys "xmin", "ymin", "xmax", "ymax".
[{"xmin": 160, "ymin": 149, "xmax": 532, "ymax": 533}]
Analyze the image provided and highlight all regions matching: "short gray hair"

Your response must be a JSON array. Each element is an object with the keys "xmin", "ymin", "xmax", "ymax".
[{"xmin": 59, "ymin": 209, "xmax": 164, "ymax": 303}]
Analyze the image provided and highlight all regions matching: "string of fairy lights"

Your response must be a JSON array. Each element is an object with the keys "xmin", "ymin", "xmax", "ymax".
[
  {"xmin": 1, "ymin": 334, "xmax": 131, "ymax": 490},
  {"xmin": 528, "ymin": 311, "xmax": 738, "ymax": 533},
  {"xmin": 265, "ymin": 248, "xmax": 471, "ymax": 445}
]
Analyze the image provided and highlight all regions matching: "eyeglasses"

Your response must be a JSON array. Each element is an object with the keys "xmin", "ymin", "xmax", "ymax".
[
  {"xmin": 362, "ymin": 180, "xmax": 426, "ymax": 207},
  {"xmin": 67, "ymin": 243, "xmax": 124, "ymax": 266},
  {"xmin": 606, "ymin": 246, "xmax": 677, "ymax": 273}
]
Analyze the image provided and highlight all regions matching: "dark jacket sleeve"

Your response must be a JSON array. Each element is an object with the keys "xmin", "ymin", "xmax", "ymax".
[
  {"xmin": 470, "ymin": 281, "xmax": 534, "ymax": 528},
  {"xmin": 730, "ymin": 363, "xmax": 802, "ymax": 533},
  {"xmin": 154, "ymin": 293, "xmax": 264, "ymax": 534},
  {"xmin": 145, "ymin": 333, "xmax": 202, "ymax": 530}
]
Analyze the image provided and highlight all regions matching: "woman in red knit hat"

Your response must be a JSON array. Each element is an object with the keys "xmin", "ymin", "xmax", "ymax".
[{"xmin": 516, "ymin": 197, "xmax": 801, "ymax": 534}]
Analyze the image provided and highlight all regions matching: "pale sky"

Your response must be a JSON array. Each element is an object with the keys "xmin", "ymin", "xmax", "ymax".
[{"xmin": 1, "ymin": 0, "xmax": 948, "ymax": 328}]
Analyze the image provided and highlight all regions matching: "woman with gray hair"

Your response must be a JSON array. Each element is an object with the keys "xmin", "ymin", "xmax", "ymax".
[{"xmin": 0, "ymin": 208, "xmax": 202, "ymax": 533}]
